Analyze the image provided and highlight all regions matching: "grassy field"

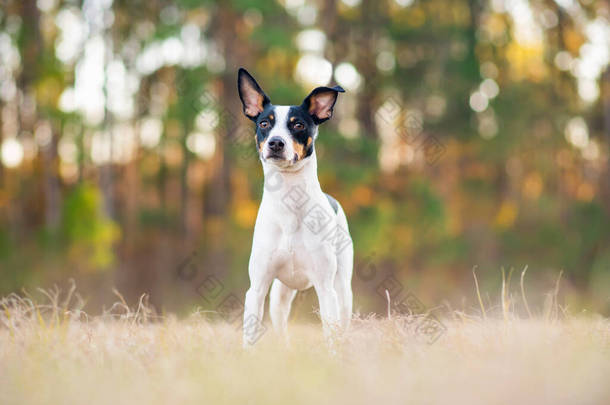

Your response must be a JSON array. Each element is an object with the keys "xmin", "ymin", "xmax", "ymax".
[{"xmin": 1, "ymin": 288, "xmax": 609, "ymax": 405}]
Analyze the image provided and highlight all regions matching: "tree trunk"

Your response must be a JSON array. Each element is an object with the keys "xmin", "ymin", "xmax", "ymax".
[
  {"xmin": 20, "ymin": 0, "xmax": 62, "ymax": 229},
  {"xmin": 99, "ymin": 3, "xmax": 115, "ymax": 219},
  {"xmin": 0, "ymin": 104, "xmax": 4, "ymax": 189},
  {"xmin": 41, "ymin": 124, "xmax": 61, "ymax": 229},
  {"xmin": 600, "ymin": 67, "xmax": 610, "ymax": 217},
  {"xmin": 321, "ymin": 0, "xmax": 338, "ymax": 60},
  {"xmin": 355, "ymin": 0, "xmax": 378, "ymax": 139},
  {"xmin": 203, "ymin": 5, "xmax": 241, "ymax": 219},
  {"xmin": 201, "ymin": 3, "xmax": 250, "ymax": 277}
]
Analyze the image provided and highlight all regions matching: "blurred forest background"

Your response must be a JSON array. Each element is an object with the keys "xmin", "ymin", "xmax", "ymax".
[{"xmin": 0, "ymin": 0, "xmax": 609, "ymax": 316}]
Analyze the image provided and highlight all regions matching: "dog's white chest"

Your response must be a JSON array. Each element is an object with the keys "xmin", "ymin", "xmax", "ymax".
[
  {"xmin": 252, "ymin": 190, "xmax": 336, "ymax": 291},
  {"xmin": 267, "ymin": 220, "xmax": 316, "ymax": 290},
  {"xmin": 271, "ymin": 249, "xmax": 313, "ymax": 290}
]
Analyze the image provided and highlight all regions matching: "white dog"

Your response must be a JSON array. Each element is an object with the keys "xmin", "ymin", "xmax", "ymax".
[{"xmin": 237, "ymin": 68, "xmax": 353, "ymax": 345}]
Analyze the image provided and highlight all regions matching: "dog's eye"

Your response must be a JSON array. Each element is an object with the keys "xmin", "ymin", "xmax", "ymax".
[
  {"xmin": 259, "ymin": 120, "xmax": 270, "ymax": 129},
  {"xmin": 294, "ymin": 122, "xmax": 305, "ymax": 130}
]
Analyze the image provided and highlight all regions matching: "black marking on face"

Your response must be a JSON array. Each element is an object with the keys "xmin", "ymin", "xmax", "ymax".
[
  {"xmin": 254, "ymin": 105, "xmax": 276, "ymax": 153},
  {"xmin": 287, "ymin": 106, "xmax": 316, "ymax": 161}
]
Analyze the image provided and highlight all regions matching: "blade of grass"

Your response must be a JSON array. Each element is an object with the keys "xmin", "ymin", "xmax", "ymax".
[
  {"xmin": 520, "ymin": 265, "xmax": 533, "ymax": 319},
  {"xmin": 472, "ymin": 266, "xmax": 487, "ymax": 321}
]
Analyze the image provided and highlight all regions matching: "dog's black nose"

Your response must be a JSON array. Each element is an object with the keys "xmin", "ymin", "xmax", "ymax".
[{"xmin": 267, "ymin": 137, "xmax": 285, "ymax": 152}]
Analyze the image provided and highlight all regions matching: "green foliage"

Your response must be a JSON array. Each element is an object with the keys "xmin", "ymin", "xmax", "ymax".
[
  {"xmin": 61, "ymin": 185, "xmax": 121, "ymax": 272},
  {"xmin": 250, "ymin": 26, "xmax": 293, "ymax": 49}
]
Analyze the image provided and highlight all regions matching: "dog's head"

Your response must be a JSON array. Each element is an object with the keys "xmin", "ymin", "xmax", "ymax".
[{"xmin": 238, "ymin": 68, "xmax": 344, "ymax": 169}]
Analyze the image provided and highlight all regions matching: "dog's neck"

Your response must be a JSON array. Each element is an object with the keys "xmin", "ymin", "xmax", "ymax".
[{"xmin": 261, "ymin": 150, "xmax": 321, "ymax": 202}]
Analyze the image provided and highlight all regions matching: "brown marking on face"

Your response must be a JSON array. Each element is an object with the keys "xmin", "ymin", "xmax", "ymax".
[
  {"xmin": 289, "ymin": 116, "xmax": 296, "ymax": 122},
  {"xmin": 306, "ymin": 136, "xmax": 312, "ymax": 148},
  {"xmin": 292, "ymin": 139, "xmax": 305, "ymax": 161},
  {"xmin": 269, "ymin": 114, "xmax": 274, "ymax": 120}
]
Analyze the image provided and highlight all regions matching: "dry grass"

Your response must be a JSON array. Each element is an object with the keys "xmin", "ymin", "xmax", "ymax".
[{"xmin": 1, "ymin": 286, "xmax": 609, "ymax": 405}]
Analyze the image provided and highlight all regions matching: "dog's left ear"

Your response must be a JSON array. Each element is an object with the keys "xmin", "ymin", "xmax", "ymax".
[{"xmin": 302, "ymin": 85, "xmax": 345, "ymax": 124}]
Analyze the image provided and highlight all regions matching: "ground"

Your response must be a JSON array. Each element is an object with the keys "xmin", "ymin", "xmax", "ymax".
[{"xmin": 1, "ymin": 291, "xmax": 609, "ymax": 405}]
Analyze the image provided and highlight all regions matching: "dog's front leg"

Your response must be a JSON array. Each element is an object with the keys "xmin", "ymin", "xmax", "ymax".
[
  {"xmin": 243, "ymin": 253, "xmax": 274, "ymax": 347},
  {"xmin": 311, "ymin": 251, "xmax": 340, "ymax": 340},
  {"xmin": 314, "ymin": 283, "xmax": 340, "ymax": 338}
]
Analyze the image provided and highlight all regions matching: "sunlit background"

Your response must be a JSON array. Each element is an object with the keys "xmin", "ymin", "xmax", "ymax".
[{"xmin": 0, "ymin": 0, "xmax": 609, "ymax": 316}]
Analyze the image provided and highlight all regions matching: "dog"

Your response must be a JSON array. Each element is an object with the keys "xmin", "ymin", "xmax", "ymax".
[{"xmin": 237, "ymin": 68, "xmax": 353, "ymax": 345}]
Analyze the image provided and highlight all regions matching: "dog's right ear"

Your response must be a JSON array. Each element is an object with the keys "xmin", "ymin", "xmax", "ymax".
[
  {"xmin": 301, "ymin": 85, "xmax": 345, "ymax": 125},
  {"xmin": 238, "ymin": 68, "xmax": 270, "ymax": 121}
]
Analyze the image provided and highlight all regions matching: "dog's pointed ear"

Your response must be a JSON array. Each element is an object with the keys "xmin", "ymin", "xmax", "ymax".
[
  {"xmin": 302, "ymin": 85, "xmax": 345, "ymax": 124},
  {"xmin": 238, "ymin": 68, "xmax": 270, "ymax": 121}
]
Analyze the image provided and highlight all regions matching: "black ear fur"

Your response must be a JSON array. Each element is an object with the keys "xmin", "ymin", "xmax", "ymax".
[
  {"xmin": 237, "ymin": 68, "xmax": 270, "ymax": 121},
  {"xmin": 301, "ymin": 85, "xmax": 345, "ymax": 124}
]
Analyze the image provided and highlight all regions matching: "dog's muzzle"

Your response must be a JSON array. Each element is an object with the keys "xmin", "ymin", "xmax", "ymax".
[{"xmin": 265, "ymin": 136, "xmax": 286, "ymax": 160}]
